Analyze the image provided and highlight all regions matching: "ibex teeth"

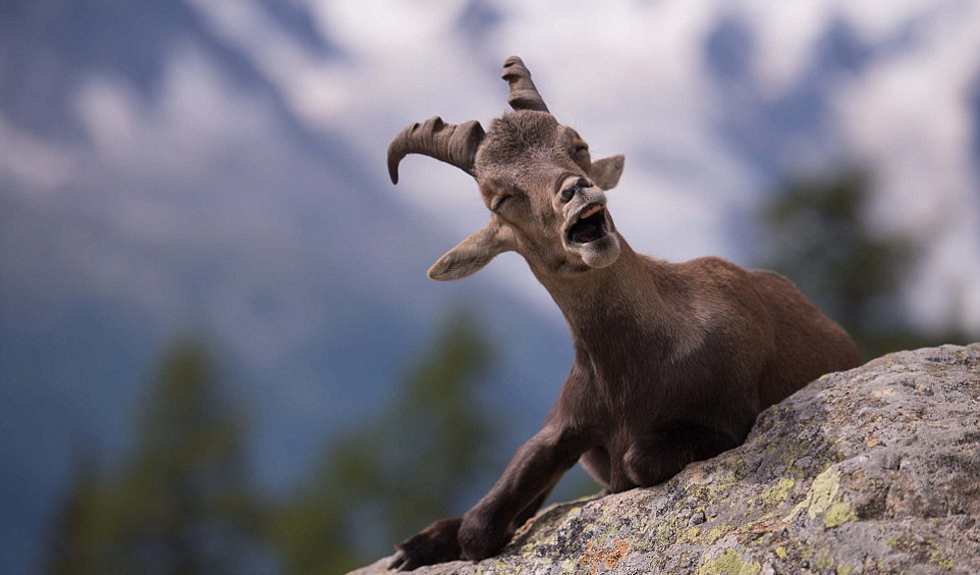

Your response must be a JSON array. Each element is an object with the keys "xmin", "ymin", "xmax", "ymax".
[{"xmin": 580, "ymin": 204, "xmax": 603, "ymax": 220}]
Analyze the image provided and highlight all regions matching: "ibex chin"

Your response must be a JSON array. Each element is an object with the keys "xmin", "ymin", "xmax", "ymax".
[{"xmin": 385, "ymin": 56, "xmax": 860, "ymax": 570}]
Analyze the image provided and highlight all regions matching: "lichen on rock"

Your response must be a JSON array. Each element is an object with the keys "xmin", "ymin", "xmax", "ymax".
[{"xmin": 349, "ymin": 344, "xmax": 980, "ymax": 574}]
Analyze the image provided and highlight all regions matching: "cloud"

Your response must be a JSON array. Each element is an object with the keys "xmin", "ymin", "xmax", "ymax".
[
  {"xmin": 6, "ymin": 0, "xmax": 980, "ymax": 335},
  {"xmin": 0, "ymin": 114, "xmax": 76, "ymax": 193},
  {"xmin": 283, "ymin": 0, "xmax": 980, "ymax": 331},
  {"xmin": 830, "ymin": 1, "xmax": 980, "ymax": 331},
  {"xmin": 3, "ymin": 5, "xmax": 980, "ymax": 572}
]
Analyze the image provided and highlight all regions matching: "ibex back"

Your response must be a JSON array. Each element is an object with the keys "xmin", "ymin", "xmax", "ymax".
[{"xmin": 385, "ymin": 56, "xmax": 861, "ymax": 569}]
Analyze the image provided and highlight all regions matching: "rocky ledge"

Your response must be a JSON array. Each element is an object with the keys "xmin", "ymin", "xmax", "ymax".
[{"xmin": 351, "ymin": 344, "xmax": 980, "ymax": 574}]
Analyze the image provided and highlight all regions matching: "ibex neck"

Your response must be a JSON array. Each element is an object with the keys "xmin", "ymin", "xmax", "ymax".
[{"xmin": 533, "ymin": 238, "xmax": 674, "ymax": 343}]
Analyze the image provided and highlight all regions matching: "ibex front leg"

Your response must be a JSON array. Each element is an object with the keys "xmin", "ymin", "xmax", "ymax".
[
  {"xmin": 457, "ymin": 424, "xmax": 591, "ymax": 560},
  {"xmin": 390, "ymin": 424, "xmax": 591, "ymax": 570}
]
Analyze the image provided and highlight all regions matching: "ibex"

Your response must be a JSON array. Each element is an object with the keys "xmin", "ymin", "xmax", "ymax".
[{"xmin": 385, "ymin": 57, "xmax": 861, "ymax": 570}]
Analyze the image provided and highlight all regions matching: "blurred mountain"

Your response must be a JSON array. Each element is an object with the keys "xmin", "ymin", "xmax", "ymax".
[
  {"xmin": 0, "ymin": 2, "xmax": 569, "ymax": 573},
  {"xmin": 2, "ymin": 1, "xmax": 979, "ymax": 574}
]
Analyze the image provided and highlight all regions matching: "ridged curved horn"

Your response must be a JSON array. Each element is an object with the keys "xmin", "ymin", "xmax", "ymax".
[
  {"xmin": 501, "ymin": 56, "xmax": 549, "ymax": 113},
  {"xmin": 387, "ymin": 116, "xmax": 485, "ymax": 184}
]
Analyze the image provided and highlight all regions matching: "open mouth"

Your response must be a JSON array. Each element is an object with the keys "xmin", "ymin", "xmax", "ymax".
[{"xmin": 567, "ymin": 203, "xmax": 608, "ymax": 244}]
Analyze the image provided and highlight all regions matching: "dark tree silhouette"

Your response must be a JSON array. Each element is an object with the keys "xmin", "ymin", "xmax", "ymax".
[
  {"xmin": 273, "ymin": 310, "xmax": 496, "ymax": 575},
  {"xmin": 43, "ymin": 338, "xmax": 267, "ymax": 575},
  {"xmin": 761, "ymin": 169, "xmax": 972, "ymax": 359},
  {"xmin": 115, "ymin": 339, "xmax": 263, "ymax": 575},
  {"xmin": 44, "ymin": 444, "xmax": 113, "ymax": 575}
]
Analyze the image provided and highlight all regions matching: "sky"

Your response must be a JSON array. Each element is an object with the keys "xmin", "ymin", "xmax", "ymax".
[
  {"xmin": 2, "ymin": 0, "xmax": 980, "ymax": 572},
  {"xmin": 4, "ymin": 0, "xmax": 980, "ymax": 343},
  {"xmin": 182, "ymin": 0, "xmax": 980, "ymax": 325}
]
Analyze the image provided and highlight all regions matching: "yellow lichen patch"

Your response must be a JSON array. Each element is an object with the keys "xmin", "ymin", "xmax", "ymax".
[
  {"xmin": 577, "ymin": 538, "xmax": 631, "ymax": 575},
  {"xmin": 813, "ymin": 548, "xmax": 834, "ymax": 570},
  {"xmin": 929, "ymin": 548, "xmax": 955, "ymax": 571},
  {"xmin": 706, "ymin": 471, "xmax": 739, "ymax": 497},
  {"xmin": 559, "ymin": 557, "xmax": 579, "ymax": 575},
  {"xmin": 824, "ymin": 500, "xmax": 857, "ymax": 528},
  {"xmin": 678, "ymin": 526, "xmax": 701, "ymax": 543},
  {"xmin": 775, "ymin": 546, "xmax": 788, "ymax": 559},
  {"xmin": 653, "ymin": 515, "xmax": 685, "ymax": 545},
  {"xmin": 836, "ymin": 563, "xmax": 853, "ymax": 575},
  {"xmin": 697, "ymin": 548, "xmax": 762, "ymax": 575},
  {"xmin": 701, "ymin": 524, "xmax": 732, "ymax": 545},
  {"xmin": 807, "ymin": 468, "xmax": 842, "ymax": 519},
  {"xmin": 782, "ymin": 466, "xmax": 857, "ymax": 528},
  {"xmin": 763, "ymin": 477, "xmax": 796, "ymax": 506}
]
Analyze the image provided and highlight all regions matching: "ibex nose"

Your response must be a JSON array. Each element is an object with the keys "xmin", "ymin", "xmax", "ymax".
[{"xmin": 560, "ymin": 177, "xmax": 592, "ymax": 204}]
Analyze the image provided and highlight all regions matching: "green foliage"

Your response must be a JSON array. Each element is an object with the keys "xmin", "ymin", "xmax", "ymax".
[
  {"xmin": 761, "ymin": 169, "xmax": 973, "ymax": 358},
  {"xmin": 44, "ymin": 446, "xmax": 117, "ymax": 575},
  {"xmin": 272, "ymin": 310, "xmax": 497, "ymax": 575},
  {"xmin": 43, "ymin": 338, "xmax": 266, "ymax": 575},
  {"xmin": 44, "ymin": 316, "xmax": 499, "ymax": 575},
  {"xmin": 116, "ymin": 339, "xmax": 264, "ymax": 575}
]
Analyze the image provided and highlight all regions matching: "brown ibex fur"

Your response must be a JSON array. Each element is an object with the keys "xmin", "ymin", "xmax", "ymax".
[{"xmin": 385, "ymin": 57, "xmax": 861, "ymax": 570}]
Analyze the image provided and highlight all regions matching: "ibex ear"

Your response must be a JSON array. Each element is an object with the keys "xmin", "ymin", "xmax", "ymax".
[
  {"xmin": 428, "ymin": 222, "xmax": 510, "ymax": 281},
  {"xmin": 590, "ymin": 154, "xmax": 625, "ymax": 190}
]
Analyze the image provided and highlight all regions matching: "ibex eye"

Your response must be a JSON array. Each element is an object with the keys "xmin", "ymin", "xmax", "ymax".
[
  {"xmin": 560, "ymin": 185, "xmax": 576, "ymax": 203},
  {"xmin": 492, "ymin": 195, "xmax": 510, "ymax": 212}
]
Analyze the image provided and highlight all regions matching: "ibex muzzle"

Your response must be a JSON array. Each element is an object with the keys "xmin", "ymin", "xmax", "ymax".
[{"xmin": 385, "ymin": 56, "xmax": 860, "ymax": 570}]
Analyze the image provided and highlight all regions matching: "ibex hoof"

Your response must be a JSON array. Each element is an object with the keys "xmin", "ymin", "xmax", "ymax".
[
  {"xmin": 388, "ymin": 517, "xmax": 462, "ymax": 571},
  {"xmin": 458, "ymin": 512, "xmax": 508, "ymax": 560}
]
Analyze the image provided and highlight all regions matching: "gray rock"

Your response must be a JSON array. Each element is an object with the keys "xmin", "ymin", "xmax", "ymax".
[{"xmin": 349, "ymin": 344, "xmax": 980, "ymax": 575}]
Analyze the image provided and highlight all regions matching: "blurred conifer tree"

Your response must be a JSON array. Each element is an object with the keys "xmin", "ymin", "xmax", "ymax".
[
  {"xmin": 114, "ymin": 339, "xmax": 263, "ymax": 575},
  {"xmin": 44, "ymin": 444, "xmax": 115, "ymax": 575},
  {"xmin": 43, "ymin": 338, "xmax": 266, "ymax": 575},
  {"xmin": 273, "ymin": 310, "xmax": 495, "ymax": 575},
  {"xmin": 761, "ymin": 169, "xmax": 972, "ymax": 359}
]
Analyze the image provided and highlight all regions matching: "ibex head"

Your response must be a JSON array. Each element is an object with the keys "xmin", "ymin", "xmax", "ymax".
[{"xmin": 388, "ymin": 56, "xmax": 626, "ymax": 280}]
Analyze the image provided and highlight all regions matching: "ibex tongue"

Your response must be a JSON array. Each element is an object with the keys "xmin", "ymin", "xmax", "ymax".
[{"xmin": 579, "ymin": 204, "xmax": 602, "ymax": 220}]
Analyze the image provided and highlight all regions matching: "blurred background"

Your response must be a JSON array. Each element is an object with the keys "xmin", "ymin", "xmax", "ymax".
[{"xmin": 2, "ymin": 1, "xmax": 979, "ymax": 573}]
